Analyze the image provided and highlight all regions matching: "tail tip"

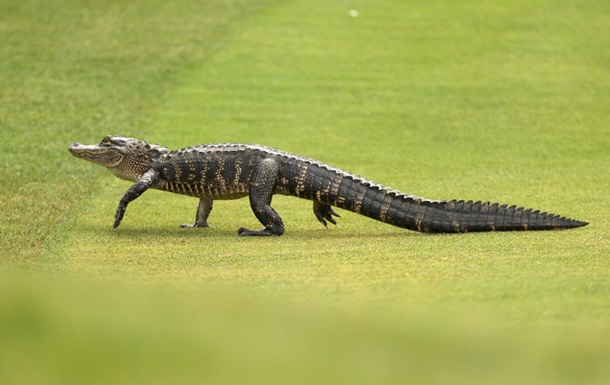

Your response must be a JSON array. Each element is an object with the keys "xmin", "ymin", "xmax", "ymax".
[
  {"xmin": 560, "ymin": 218, "xmax": 589, "ymax": 229},
  {"xmin": 573, "ymin": 219, "xmax": 589, "ymax": 228}
]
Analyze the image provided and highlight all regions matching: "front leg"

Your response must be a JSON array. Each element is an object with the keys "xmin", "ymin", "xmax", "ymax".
[
  {"xmin": 113, "ymin": 169, "xmax": 158, "ymax": 228},
  {"xmin": 181, "ymin": 198, "xmax": 213, "ymax": 228},
  {"xmin": 238, "ymin": 158, "xmax": 284, "ymax": 236}
]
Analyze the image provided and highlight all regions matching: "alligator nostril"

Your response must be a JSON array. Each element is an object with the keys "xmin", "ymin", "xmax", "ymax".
[{"xmin": 68, "ymin": 143, "xmax": 82, "ymax": 152}]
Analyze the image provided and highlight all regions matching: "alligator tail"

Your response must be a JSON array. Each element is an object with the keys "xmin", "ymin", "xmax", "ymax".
[
  {"xmin": 329, "ymin": 175, "xmax": 588, "ymax": 233},
  {"xmin": 383, "ymin": 197, "xmax": 588, "ymax": 233}
]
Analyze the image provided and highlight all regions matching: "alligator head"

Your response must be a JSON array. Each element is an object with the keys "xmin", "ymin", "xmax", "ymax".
[{"xmin": 69, "ymin": 135, "xmax": 168, "ymax": 182}]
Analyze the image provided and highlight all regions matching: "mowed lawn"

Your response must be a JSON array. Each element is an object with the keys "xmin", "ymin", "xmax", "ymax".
[{"xmin": 1, "ymin": 0, "xmax": 609, "ymax": 384}]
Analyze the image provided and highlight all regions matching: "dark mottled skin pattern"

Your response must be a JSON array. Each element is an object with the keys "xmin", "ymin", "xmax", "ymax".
[{"xmin": 69, "ymin": 136, "xmax": 588, "ymax": 236}]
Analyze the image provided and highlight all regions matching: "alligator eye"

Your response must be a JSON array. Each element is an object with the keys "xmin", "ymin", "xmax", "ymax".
[{"xmin": 100, "ymin": 136, "xmax": 113, "ymax": 146}]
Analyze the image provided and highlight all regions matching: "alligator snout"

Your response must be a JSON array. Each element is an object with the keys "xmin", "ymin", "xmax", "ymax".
[{"xmin": 68, "ymin": 143, "xmax": 82, "ymax": 155}]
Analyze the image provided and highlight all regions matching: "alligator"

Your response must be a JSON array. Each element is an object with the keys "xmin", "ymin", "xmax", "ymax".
[{"xmin": 68, "ymin": 136, "xmax": 588, "ymax": 236}]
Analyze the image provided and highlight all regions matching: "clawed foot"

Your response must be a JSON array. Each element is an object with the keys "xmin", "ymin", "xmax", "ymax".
[
  {"xmin": 313, "ymin": 202, "xmax": 341, "ymax": 228},
  {"xmin": 113, "ymin": 201, "xmax": 127, "ymax": 228},
  {"xmin": 238, "ymin": 227, "xmax": 281, "ymax": 236}
]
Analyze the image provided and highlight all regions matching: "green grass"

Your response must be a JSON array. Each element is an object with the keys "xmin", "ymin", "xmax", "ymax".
[{"xmin": 1, "ymin": 0, "xmax": 609, "ymax": 384}]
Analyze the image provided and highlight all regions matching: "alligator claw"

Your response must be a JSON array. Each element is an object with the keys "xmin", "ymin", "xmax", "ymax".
[
  {"xmin": 113, "ymin": 203, "xmax": 126, "ymax": 228},
  {"xmin": 238, "ymin": 227, "xmax": 280, "ymax": 236},
  {"xmin": 313, "ymin": 202, "xmax": 341, "ymax": 228}
]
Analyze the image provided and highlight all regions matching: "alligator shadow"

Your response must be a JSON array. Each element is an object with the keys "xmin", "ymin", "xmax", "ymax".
[{"xmin": 77, "ymin": 223, "xmax": 446, "ymax": 240}]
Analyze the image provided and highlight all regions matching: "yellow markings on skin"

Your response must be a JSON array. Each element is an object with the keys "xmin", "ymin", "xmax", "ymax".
[
  {"xmin": 329, "ymin": 173, "xmax": 343, "ymax": 205},
  {"xmin": 315, "ymin": 172, "xmax": 332, "ymax": 203},
  {"xmin": 173, "ymin": 163, "xmax": 182, "ymax": 181},
  {"xmin": 378, "ymin": 192, "xmax": 393, "ymax": 222},
  {"xmin": 215, "ymin": 160, "xmax": 226, "ymax": 195},
  {"xmin": 233, "ymin": 157, "xmax": 243, "ymax": 190},
  {"xmin": 295, "ymin": 164, "xmax": 308, "ymax": 197},
  {"xmin": 187, "ymin": 161, "xmax": 197, "ymax": 182},
  {"xmin": 199, "ymin": 162, "xmax": 211, "ymax": 195},
  {"xmin": 353, "ymin": 188, "xmax": 366, "ymax": 214},
  {"xmin": 415, "ymin": 203, "xmax": 427, "ymax": 232}
]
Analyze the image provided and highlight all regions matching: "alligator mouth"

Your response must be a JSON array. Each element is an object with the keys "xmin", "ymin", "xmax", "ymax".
[{"xmin": 69, "ymin": 143, "xmax": 123, "ymax": 167}]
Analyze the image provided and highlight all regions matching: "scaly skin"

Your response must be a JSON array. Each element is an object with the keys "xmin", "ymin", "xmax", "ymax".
[{"xmin": 69, "ymin": 136, "xmax": 589, "ymax": 236}]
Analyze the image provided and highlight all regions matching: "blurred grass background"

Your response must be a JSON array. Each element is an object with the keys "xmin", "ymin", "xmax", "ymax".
[{"xmin": 1, "ymin": 0, "xmax": 609, "ymax": 384}]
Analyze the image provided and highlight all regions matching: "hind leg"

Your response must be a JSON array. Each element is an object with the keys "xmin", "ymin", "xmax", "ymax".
[
  {"xmin": 238, "ymin": 158, "xmax": 285, "ymax": 236},
  {"xmin": 313, "ymin": 202, "xmax": 341, "ymax": 228},
  {"xmin": 181, "ymin": 198, "xmax": 213, "ymax": 228}
]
